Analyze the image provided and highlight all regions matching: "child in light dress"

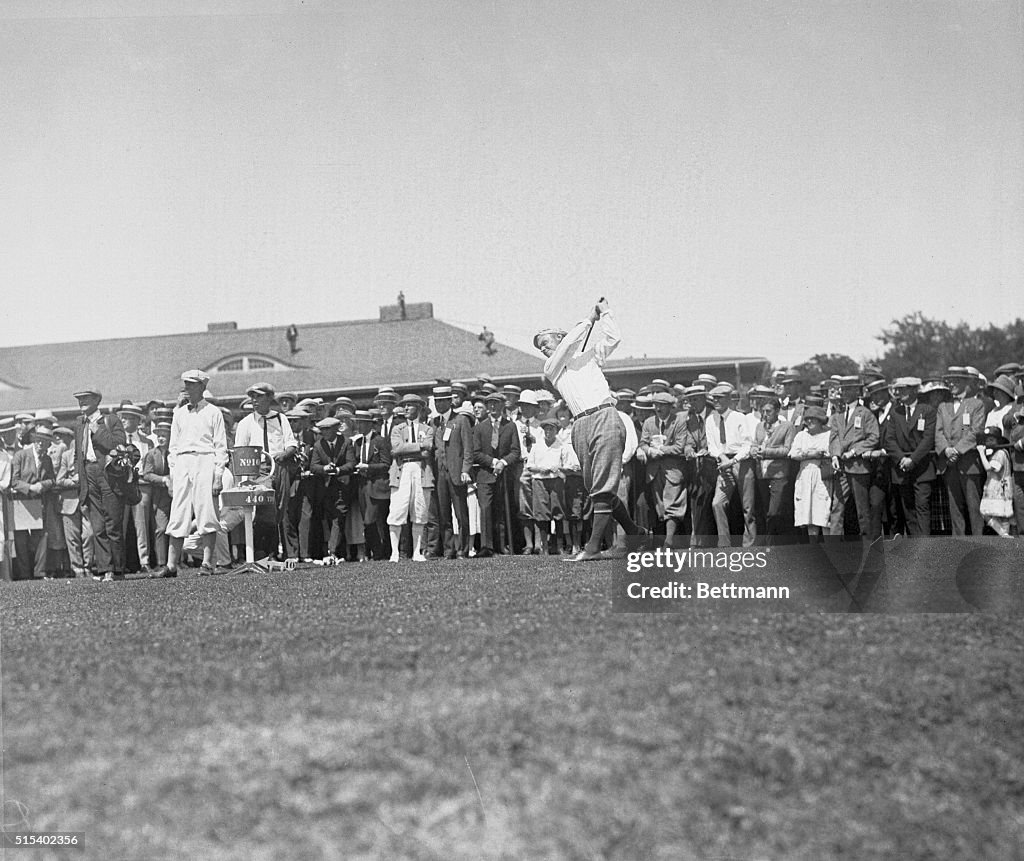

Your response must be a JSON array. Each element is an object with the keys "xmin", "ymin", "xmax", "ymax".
[
  {"xmin": 789, "ymin": 406, "xmax": 833, "ymax": 543},
  {"xmin": 977, "ymin": 426, "xmax": 1014, "ymax": 537}
]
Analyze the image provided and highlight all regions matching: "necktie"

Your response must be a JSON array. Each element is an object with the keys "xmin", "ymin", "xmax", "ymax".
[
  {"xmin": 409, "ymin": 423, "xmax": 415, "ymax": 444},
  {"xmin": 717, "ymin": 413, "xmax": 726, "ymax": 444},
  {"xmin": 491, "ymin": 420, "xmax": 500, "ymax": 449},
  {"xmin": 363, "ymin": 436, "xmax": 370, "ymax": 463},
  {"xmin": 262, "ymin": 416, "xmax": 270, "ymax": 452}
]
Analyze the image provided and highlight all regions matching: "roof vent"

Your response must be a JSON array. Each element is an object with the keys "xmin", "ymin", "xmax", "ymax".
[{"xmin": 207, "ymin": 321, "xmax": 238, "ymax": 332}]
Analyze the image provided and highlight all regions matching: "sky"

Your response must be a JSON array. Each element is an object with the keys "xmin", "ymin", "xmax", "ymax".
[{"xmin": 2, "ymin": 0, "xmax": 1022, "ymax": 367}]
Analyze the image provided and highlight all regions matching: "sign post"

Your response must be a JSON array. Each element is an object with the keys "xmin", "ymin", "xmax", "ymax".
[{"xmin": 223, "ymin": 446, "xmax": 276, "ymax": 575}]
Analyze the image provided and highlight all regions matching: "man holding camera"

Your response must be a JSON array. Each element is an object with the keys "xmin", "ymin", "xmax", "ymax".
[{"xmin": 73, "ymin": 385, "xmax": 127, "ymax": 581}]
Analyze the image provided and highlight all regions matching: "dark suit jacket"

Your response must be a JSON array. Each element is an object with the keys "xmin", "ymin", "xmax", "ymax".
[
  {"xmin": 1005, "ymin": 408, "xmax": 1024, "ymax": 474},
  {"xmin": 434, "ymin": 411, "xmax": 474, "ymax": 485},
  {"xmin": 352, "ymin": 432, "xmax": 392, "ymax": 500},
  {"xmin": 828, "ymin": 404, "xmax": 879, "ymax": 475},
  {"xmin": 883, "ymin": 401, "xmax": 936, "ymax": 484},
  {"xmin": 11, "ymin": 448, "xmax": 55, "ymax": 498},
  {"xmin": 471, "ymin": 417, "xmax": 521, "ymax": 484},
  {"xmin": 310, "ymin": 436, "xmax": 357, "ymax": 495},
  {"xmin": 141, "ymin": 446, "xmax": 171, "ymax": 507},
  {"xmin": 75, "ymin": 411, "xmax": 126, "ymax": 504}
]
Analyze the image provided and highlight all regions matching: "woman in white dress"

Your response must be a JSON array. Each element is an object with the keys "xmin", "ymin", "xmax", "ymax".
[{"xmin": 789, "ymin": 405, "xmax": 833, "ymax": 542}]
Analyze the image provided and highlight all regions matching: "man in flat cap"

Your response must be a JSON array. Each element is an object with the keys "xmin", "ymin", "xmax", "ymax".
[
  {"xmin": 883, "ymin": 377, "xmax": 936, "ymax": 535},
  {"xmin": 827, "ymin": 376, "xmax": 879, "ymax": 539},
  {"xmin": 117, "ymin": 403, "xmax": 153, "ymax": 572},
  {"xmin": 74, "ymin": 385, "xmax": 128, "ymax": 580},
  {"xmin": 163, "ymin": 370, "xmax": 227, "ymax": 576},
  {"xmin": 535, "ymin": 298, "xmax": 641, "ymax": 560},
  {"xmin": 639, "ymin": 391, "xmax": 689, "ymax": 546},
  {"xmin": 310, "ymin": 416, "xmax": 358, "ymax": 562},
  {"xmin": 234, "ymin": 382, "xmax": 298, "ymax": 559},
  {"xmin": 286, "ymin": 406, "xmax": 320, "ymax": 561},
  {"xmin": 352, "ymin": 410, "xmax": 392, "ymax": 560},
  {"xmin": 935, "ymin": 366, "xmax": 987, "ymax": 536},
  {"xmin": 472, "ymin": 391, "xmax": 522, "ymax": 556},
  {"xmin": 141, "ymin": 420, "xmax": 172, "ymax": 574},
  {"xmin": 430, "ymin": 385, "xmax": 475, "ymax": 558},
  {"xmin": 503, "ymin": 384, "xmax": 522, "ymax": 418}
]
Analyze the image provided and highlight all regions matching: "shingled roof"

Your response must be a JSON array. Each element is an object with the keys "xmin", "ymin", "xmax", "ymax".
[
  {"xmin": 0, "ymin": 303, "xmax": 771, "ymax": 418},
  {"xmin": 0, "ymin": 310, "xmax": 540, "ymax": 416}
]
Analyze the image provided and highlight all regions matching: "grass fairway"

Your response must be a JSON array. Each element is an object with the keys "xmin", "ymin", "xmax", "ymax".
[{"xmin": 2, "ymin": 558, "xmax": 1023, "ymax": 860}]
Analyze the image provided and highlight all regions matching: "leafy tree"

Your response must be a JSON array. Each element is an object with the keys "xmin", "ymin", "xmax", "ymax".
[
  {"xmin": 790, "ymin": 353, "xmax": 861, "ymax": 387},
  {"xmin": 876, "ymin": 313, "xmax": 1024, "ymax": 379}
]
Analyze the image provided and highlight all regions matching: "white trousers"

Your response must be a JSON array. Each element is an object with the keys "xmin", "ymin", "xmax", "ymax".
[
  {"xmin": 168, "ymin": 453, "xmax": 220, "ymax": 538},
  {"xmin": 387, "ymin": 463, "xmax": 429, "ymax": 526}
]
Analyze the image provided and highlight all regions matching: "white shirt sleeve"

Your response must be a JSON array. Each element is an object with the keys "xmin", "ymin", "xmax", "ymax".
[{"xmin": 593, "ymin": 312, "xmax": 621, "ymax": 366}]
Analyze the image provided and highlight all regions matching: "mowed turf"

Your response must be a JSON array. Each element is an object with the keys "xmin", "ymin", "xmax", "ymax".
[{"xmin": 2, "ymin": 558, "xmax": 1023, "ymax": 861}]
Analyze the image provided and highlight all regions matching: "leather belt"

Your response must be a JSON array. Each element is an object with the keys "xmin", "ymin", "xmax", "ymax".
[{"xmin": 573, "ymin": 402, "xmax": 614, "ymax": 419}]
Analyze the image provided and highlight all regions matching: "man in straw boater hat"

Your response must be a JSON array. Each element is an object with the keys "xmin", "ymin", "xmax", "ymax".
[
  {"xmin": 52, "ymin": 425, "xmax": 91, "ymax": 578},
  {"xmin": 935, "ymin": 366, "xmax": 987, "ymax": 536},
  {"xmin": 0, "ymin": 418, "xmax": 19, "ymax": 580},
  {"xmin": 73, "ymin": 384, "xmax": 128, "ymax": 581},
  {"xmin": 706, "ymin": 382, "xmax": 757, "ymax": 547},
  {"xmin": 161, "ymin": 370, "xmax": 228, "ymax": 577},
  {"xmin": 534, "ymin": 297, "xmax": 641, "ymax": 560},
  {"xmin": 10, "ymin": 425, "xmax": 57, "ymax": 579},
  {"xmin": 386, "ymin": 393, "xmax": 433, "ymax": 562},
  {"xmin": 883, "ymin": 376, "xmax": 937, "ymax": 536},
  {"xmin": 1004, "ymin": 380, "xmax": 1024, "ymax": 534},
  {"xmin": 862, "ymin": 377, "xmax": 902, "ymax": 539}
]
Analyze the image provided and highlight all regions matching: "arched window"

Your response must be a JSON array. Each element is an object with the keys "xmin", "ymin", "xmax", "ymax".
[{"xmin": 206, "ymin": 355, "xmax": 294, "ymax": 374}]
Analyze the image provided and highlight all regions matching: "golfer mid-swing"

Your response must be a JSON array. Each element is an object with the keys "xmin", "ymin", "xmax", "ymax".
[{"xmin": 534, "ymin": 298, "xmax": 641, "ymax": 560}]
